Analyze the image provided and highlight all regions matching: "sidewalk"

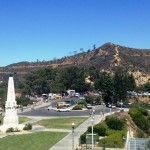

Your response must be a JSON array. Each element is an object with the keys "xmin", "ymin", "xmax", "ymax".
[{"xmin": 49, "ymin": 114, "xmax": 105, "ymax": 150}]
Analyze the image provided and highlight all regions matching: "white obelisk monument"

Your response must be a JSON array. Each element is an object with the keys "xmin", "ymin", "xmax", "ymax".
[{"xmin": 0, "ymin": 75, "xmax": 24, "ymax": 132}]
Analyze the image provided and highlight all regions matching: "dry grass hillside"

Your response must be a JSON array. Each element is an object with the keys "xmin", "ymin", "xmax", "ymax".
[{"xmin": 0, "ymin": 42, "xmax": 150, "ymax": 85}]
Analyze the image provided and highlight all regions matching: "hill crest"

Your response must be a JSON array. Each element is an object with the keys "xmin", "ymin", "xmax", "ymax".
[{"xmin": 0, "ymin": 42, "xmax": 150, "ymax": 85}]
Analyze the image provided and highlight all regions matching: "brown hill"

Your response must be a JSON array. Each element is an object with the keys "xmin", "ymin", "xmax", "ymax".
[{"xmin": 0, "ymin": 42, "xmax": 150, "ymax": 85}]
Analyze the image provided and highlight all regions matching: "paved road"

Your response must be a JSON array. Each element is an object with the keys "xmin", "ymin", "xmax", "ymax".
[
  {"xmin": 19, "ymin": 105, "xmax": 115, "ymax": 117},
  {"xmin": 18, "ymin": 98, "xmax": 116, "ymax": 117}
]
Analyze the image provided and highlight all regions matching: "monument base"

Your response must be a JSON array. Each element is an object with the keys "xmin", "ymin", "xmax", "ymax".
[{"xmin": 0, "ymin": 124, "xmax": 25, "ymax": 133}]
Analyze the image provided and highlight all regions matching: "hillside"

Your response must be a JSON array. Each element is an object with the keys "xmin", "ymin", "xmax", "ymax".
[{"xmin": 0, "ymin": 42, "xmax": 150, "ymax": 85}]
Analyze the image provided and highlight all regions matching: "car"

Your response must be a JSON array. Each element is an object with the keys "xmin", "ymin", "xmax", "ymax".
[
  {"xmin": 111, "ymin": 104, "xmax": 116, "ymax": 109},
  {"xmin": 47, "ymin": 106, "xmax": 52, "ymax": 111},
  {"xmin": 65, "ymin": 100, "xmax": 76, "ymax": 106},
  {"xmin": 86, "ymin": 104, "xmax": 93, "ymax": 109},
  {"xmin": 80, "ymin": 96, "xmax": 85, "ymax": 100},
  {"xmin": 56, "ymin": 107, "xmax": 71, "ymax": 112}
]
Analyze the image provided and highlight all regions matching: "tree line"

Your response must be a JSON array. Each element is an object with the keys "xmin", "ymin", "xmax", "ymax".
[{"xmin": 0, "ymin": 66, "xmax": 149, "ymax": 107}]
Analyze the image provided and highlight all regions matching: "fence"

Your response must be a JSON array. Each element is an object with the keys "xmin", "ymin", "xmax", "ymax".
[{"xmin": 126, "ymin": 138, "xmax": 150, "ymax": 150}]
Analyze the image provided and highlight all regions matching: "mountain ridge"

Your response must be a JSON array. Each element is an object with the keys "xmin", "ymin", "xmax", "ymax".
[{"xmin": 0, "ymin": 42, "xmax": 150, "ymax": 85}]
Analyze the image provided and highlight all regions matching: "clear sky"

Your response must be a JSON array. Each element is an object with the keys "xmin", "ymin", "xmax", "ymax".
[{"xmin": 0, "ymin": 0, "xmax": 150, "ymax": 67}]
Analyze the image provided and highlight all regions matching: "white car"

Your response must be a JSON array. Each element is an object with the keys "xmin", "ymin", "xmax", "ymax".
[
  {"xmin": 87, "ymin": 104, "xmax": 93, "ymax": 109},
  {"xmin": 47, "ymin": 106, "xmax": 52, "ymax": 111},
  {"xmin": 56, "ymin": 107, "xmax": 71, "ymax": 112}
]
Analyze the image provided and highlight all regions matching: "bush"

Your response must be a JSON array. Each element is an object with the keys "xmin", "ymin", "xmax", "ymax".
[
  {"xmin": 80, "ymin": 132, "xmax": 87, "ymax": 144},
  {"xmin": 85, "ymin": 95, "xmax": 95, "ymax": 105},
  {"xmin": 138, "ymin": 108, "xmax": 149, "ymax": 116},
  {"xmin": 80, "ymin": 132, "xmax": 99, "ymax": 144},
  {"xmin": 16, "ymin": 97, "xmax": 34, "ymax": 106},
  {"xmin": 129, "ymin": 108, "xmax": 149, "ymax": 133},
  {"xmin": 57, "ymin": 106, "xmax": 64, "ymax": 109},
  {"xmin": 93, "ymin": 123, "xmax": 107, "ymax": 136},
  {"xmin": 72, "ymin": 105, "xmax": 82, "ymax": 110},
  {"xmin": 87, "ymin": 123, "xmax": 107, "ymax": 136},
  {"xmin": 99, "ymin": 128, "xmax": 126, "ymax": 148},
  {"xmin": 6, "ymin": 127, "xmax": 14, "ymax": 132},
  {"xmin": 105, "ymin": 116, "xmax": 125, "ymax": 130},
  {"xmin": 133, "ymin": 114, "xmax": 149, "ymax": 133},
  {"xmin": 78, "ymin": 100, "xmax": 87, "ymax": 107},
  {"xmin": 23, "ymin": 123, "xmax": 32, "ymax": 130}
]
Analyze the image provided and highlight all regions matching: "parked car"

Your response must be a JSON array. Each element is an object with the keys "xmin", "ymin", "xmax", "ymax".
[
  {"xmin": 56, "ymin": 107, "xmax": 71, "ymax": 112},
  {"xmin": 47, "ymin": 106, "xmax": 52, "ymax": 111},
  {"xmin": 111, "ymin": 104, "xmax": 116, "ymax": 109},
  {"xmin": 65, "ymin": 100, "xmax": 76, "ymax": 106},
  {"xmin": 86, "ymin": 104, "xmax": 93, "ymax": 109}
]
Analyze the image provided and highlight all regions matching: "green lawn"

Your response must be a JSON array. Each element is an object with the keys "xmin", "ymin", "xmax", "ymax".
[
  {"xmin": 33, "ymin": 117, "xmax": 88, "ymax": 129},
  {"xmin": 0, "ymin": 131, "xmax": 67, "ymax": 150},
  {"xmin": 19, "ymin": 117, "xmax": 31, "ymax": 123}
]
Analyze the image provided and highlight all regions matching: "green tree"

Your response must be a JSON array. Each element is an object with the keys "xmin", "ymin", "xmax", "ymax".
[
  {"xmin": 143, "ymin": 82, "xmax": 150, "ymax": 92},
  {"xmin": 94, "ymin": 72, "xmax": 114, "ymax": 103},
  {"xmin": 0, "ymin": 82, "xmax": 7, "ymax": 108},
  {"xmin": 59, "ymin": 66, "xmax": 90, "ymax": 92},
  {"xmin": 114, "ymin": 68, "xmax": 136, "ymax": 102}
]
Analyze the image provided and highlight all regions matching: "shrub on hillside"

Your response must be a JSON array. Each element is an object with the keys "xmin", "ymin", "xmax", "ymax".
[
  {"xmin": 93, "ymin": 123, "xmax": 107, "ymax": 136},
  {"xmin": 105, "ymin": 116, "xmax": 125, "ymax": 130},
  {"xmin": 129, "ymin": 108, "xmax": 149, "ymax": 133},
  {"xmin": 87, "ymin": 123, "xmax": 107, "ymax": 136},
  {"xmin": 138, "ymin": 108, "xmax": 149, "ymax": 116},
  {"xmin": 80, "ymin": 132, "xmax": 87, "ymax": 144},
  {"xmin": 99, "ymin": 135, "xmax": 124, "ymax": 148},
  {"xmin": 133, "ymin": 114, "xmax": 149, "ymax": 133}
]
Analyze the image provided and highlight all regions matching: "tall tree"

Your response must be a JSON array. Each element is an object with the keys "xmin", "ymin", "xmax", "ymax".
[
  {"xmin": 114, "ymin": 68, "xmax": 136, "ymax": 102},
  {"xmin": 94, "ymin": 72, "xmax": 114, "ymax": 103},
  {"xmin": 59, "ymin": 66, "xmax": 90, "ymax": 92}
]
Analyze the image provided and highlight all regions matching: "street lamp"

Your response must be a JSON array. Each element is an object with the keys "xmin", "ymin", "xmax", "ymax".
[
  {"xmin": 72, "ymin": 122, "xmax": 75, "ymax": 150},
  {"xmin": 120, "ymin": 100, "xmax": 123, "ymax": 111},
  {"xmin": 91, "ymin": 110, "xmax": 95, "ymax": 150}
]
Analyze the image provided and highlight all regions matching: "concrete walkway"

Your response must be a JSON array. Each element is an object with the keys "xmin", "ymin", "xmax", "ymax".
[{"xmin": 49, "ymin": 114, "xmax": 106, "ymax": 150}]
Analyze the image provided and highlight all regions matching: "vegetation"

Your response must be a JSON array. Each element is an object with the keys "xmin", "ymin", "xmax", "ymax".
[
  {"xmin": 23, "ymin": 123, "xmax": 32, "ymax": 130},
  {"xmin": 16, "ymin": 97, "xmax": 34, "ymax": 106},
  {"xmin": 94, "ymin": 72, "xmax": 114, "ymax": 102},
  {"xmin": 0, "ymin": 131, "xmax": 67, "ymax": 150},
  {"xmin": 105, "ymin": 116, "xmax": 126, "ymax": 130},
  {"xmin": 0, "ymin": 82, "xmax": 7, "ymax": 108},
  {"xmin": 80, "ymin": 115, "xmax": 127, "ymax": 148},
  {"xmin": 113, "ymin": 68, "xmax": 136, "ymax": 101},
  {"xmin": 0, "ymin": 65, "xmax": 149, "ymax": 109},
  {"xmin": 72, "ymin": 105, "xmax": 82, "ymax": 110},
  {"xmin": 19, "ymin": 117, "xmax": 31, "ymax": 124},
  {"xmin": 33, "ymin": 117, "xmax": 88, "ymax": 129},
  {"xmin": 128, "ymin": 108, "xmax": 150, "ymax": 136},
  {"xmin": 6, "ymin": 127, "xmax": 20, "ymax": 133}
]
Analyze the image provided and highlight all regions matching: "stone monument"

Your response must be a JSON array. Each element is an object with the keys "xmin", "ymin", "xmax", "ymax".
[{"xmin": 0, "ymin": 75, "xmax": 25, "ymax": 132}]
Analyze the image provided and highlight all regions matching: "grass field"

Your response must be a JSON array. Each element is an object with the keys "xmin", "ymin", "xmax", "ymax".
[
  {"xmin": 33, "ymin": 117, "xmax": 88, "ymax": 129},
  {"xmin": 0, "ymin": 131, "xmax": 67, "ymax": 150},
  {"xmin": 0, "ymin": 117, "xmax": 88, "ymax": 150}
]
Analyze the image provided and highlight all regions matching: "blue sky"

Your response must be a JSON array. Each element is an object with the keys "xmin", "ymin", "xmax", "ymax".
[{"xmin": 0, "ymin": 0, "xmax": 150, "ymax": 67}]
